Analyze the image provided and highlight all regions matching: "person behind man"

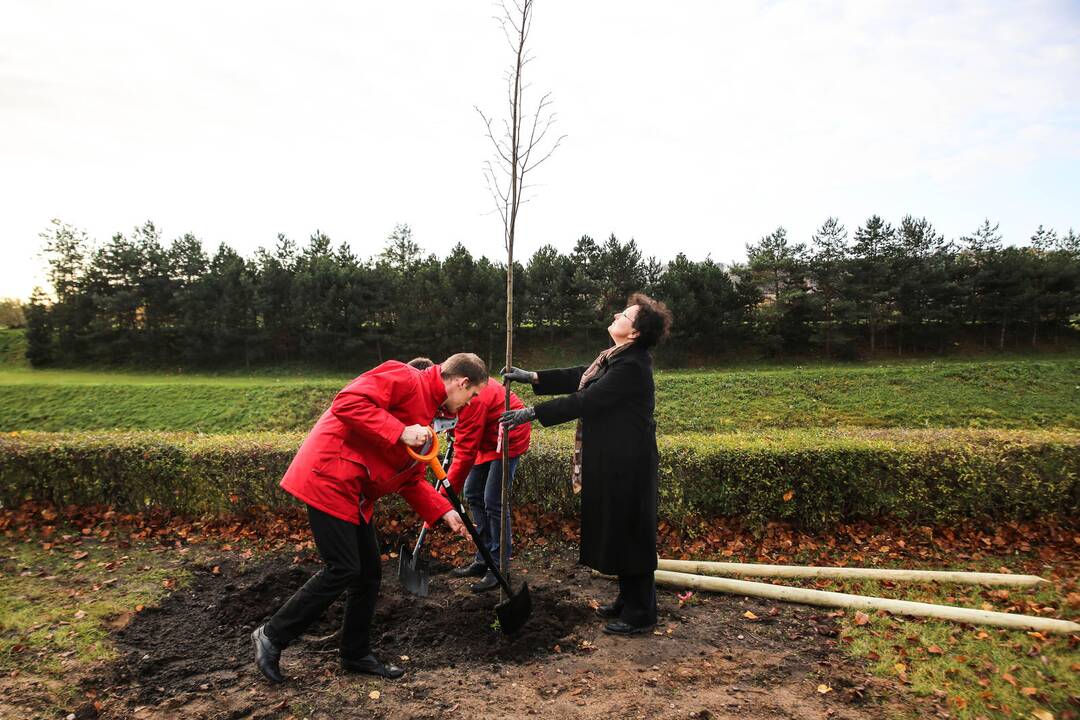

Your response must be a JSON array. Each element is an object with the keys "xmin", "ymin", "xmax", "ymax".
[
  {"xmin": 407, "ymin": 357, "xmax": 530, "ymax": 591},
  {"xmin": 252, "ymin": 353, "xmax": 487, "ymax": 684},
  {"xmin": 501, "ymin": 294, "xmax": 672, "ymax": 636},
  {"xmin": 448, "ymin": 378, "xmax": 531, "ymax": 591}
]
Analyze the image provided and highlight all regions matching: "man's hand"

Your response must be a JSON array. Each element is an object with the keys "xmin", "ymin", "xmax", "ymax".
[
  {"xmin": 400, "ymin": 424, "xmax": 430, "ymax": 448},
  {"xmin": 500, "ymin": 406, "xmax": 536, "ymax": 430},
  {"xmin": 441, "ymin": 509, "xmax": 471, "ymax": 541},
  {"xmin": 500, "ymin": 366, "xmax": 537, "ymax": 384}
]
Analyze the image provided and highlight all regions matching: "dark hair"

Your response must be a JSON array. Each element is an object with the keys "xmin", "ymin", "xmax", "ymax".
[
  {"xmin": 406, "ymin": 357, "xmax": 434, "ymax": 370},
  {"xmin": 440, "ymin": 352, "xmax": 488, "ymax": 385},
  {"xmin": 628, "ymin": 292, "xmax": 672, "ymax": 349}
]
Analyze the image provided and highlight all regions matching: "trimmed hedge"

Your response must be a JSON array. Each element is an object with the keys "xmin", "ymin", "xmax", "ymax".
[{"xmin": 1, "ymin": 429, "xmax": 1078, "ymax": 528}]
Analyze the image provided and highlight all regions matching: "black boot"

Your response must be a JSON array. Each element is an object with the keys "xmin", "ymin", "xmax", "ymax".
[
  {"xmin": 470, "ymin": 570, "xmax": 499, "ymax": 593},
  {"xmin": 449, "ymin": 560, "xmax": 487, "ymax": 578},
  {"xmin": 342, "ymin": 653, "xmax": 405, "ymax": 679},
  {"xmin": 603, "ymin": 619, "xmax": 655, "ymax": 636},
  {"xmin": 252, "ymin": 624, "xmax": 285, "ymax": 684},
  {"xmin": 595, "ymin": 601, "xmax": 623, "ymax": 620}
]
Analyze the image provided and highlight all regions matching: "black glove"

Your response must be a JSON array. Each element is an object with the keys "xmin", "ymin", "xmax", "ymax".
[
  {"xmin": 500, "ymin": 406, "xmax": 536, "ymax": 429},
  {"xmin": 500, "ymin": 366, "xmax": 537, "ymax": 384}
]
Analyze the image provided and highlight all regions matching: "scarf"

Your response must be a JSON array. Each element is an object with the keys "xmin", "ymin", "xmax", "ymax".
[{"xmin": 571, "ymin": 341, "xmax": 634, "ymax": 494}]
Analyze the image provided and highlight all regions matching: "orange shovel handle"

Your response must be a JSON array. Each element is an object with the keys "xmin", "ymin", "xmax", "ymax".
[{"xmin": 405, "ymin": 427, "xmax": 447, "ymax": 481}]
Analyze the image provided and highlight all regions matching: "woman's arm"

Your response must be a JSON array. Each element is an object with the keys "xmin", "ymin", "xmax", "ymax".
[
  {"xmin": 533, "ymin": 366, "xmax": 587, "ymax": 396},
  {"xmin": 533, "ymin": 360, "xmax": 643, "ymax": 427}
]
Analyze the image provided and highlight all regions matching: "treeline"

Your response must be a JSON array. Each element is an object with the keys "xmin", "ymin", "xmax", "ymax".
[{"xmin": 24, "ymin": 216, "xmax": 1080, "ymax": 368}]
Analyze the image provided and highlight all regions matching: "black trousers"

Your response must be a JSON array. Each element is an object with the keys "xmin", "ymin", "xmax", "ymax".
[
  {"xmin": 615, "ymin": 573, "xmax": 657, "ymax": 627},
  {"xmin": 267, "ymin": 505, "xmax": 381, "ymax": 660}
]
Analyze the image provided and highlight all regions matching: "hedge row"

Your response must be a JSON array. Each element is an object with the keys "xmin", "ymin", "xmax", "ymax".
[{"xmin": 1, "ymin": 429, "xmax": 1078, "ymax": 528}]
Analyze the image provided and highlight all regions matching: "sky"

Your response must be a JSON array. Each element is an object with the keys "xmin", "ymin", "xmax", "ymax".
[{"xmin": 1, "ymin": 0, "xmax": 1078, "ymax": 300}]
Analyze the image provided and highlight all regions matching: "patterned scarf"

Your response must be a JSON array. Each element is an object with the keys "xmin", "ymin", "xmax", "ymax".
[{"xmin": 571, "ymin": 341, "xmax": 635, "ymax": 494}]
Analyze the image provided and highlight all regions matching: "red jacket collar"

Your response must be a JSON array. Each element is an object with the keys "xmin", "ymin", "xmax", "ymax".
[{"xmin": 427, "ymin": 364, "xmax": 448, "ymax": 411}]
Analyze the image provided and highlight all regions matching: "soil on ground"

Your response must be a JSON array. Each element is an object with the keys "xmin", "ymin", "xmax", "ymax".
[{"xmin": 84, "ymin": 544, "xmax": 916, "ymax": 720}]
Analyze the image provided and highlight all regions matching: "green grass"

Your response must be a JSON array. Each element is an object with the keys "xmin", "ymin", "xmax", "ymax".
[
  {"xmin": 2, "ymin": 357, "xmax": 1078, "ymax": 433},
  {"xmin": 0, "ymin": 329, "xmax": 27, "ymax": 369},
  {"xmin": 0, "ymin": 532, "xmax": 185, "ymax": 719},
  {"xmin": 829, "ymin": 566, "xmax": 1080, "ymax": 720}
]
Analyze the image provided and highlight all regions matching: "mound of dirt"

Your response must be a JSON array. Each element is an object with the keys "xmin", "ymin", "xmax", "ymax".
[{"xmin": 110, "ymin": 553, "xmax": 594, "ymax": 705}]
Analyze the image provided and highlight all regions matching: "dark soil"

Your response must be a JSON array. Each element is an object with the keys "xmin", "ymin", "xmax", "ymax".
[{"xmin": 89, "ymin": 545, "xmax": 917, "ymax": 719}]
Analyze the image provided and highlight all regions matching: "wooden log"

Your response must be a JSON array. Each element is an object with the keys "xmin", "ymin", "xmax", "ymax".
[
  {"xmin": 657, "ymin": 558, "xmax": 1046, "ymax": 587},
  {"xmin": 648, "ymin": 570, "xmax": 1080, "ymax": 634}
]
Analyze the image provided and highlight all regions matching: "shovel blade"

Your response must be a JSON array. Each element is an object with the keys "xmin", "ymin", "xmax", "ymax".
[
  {"xmin": 495, "ymin": 581, "xmax": 532, "ymax": 634},
  {"xmin": 397, "ymin": 544, "xmax": 430, "ymax": 597}
]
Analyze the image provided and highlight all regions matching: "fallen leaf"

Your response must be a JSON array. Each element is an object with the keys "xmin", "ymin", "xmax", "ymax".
[
  {"xmin": 854, "ymin": 611, "xmax": 869, "ymax": 626},
  {"xmin": 73, "ymin": 610, "xmax": 86, "ymax": 620},
  {"xmin": 369, "ymin": 690, "xmax": 380, "ymax": 700},
  {"xmin": 817, "ymin": 684, "xmax": 832, "ymax": 694},
  {"xmin": 952, "ymin": 696, "xmax": 967, "ymax": 710},
  {"xmin": 927, "ymin": 645, "xmax": 944, "ymax": 655},
  {"xmin": 894, "ymin": 663, "xmax": 907, "ymax": 675},
  {"xmin": 1002, "ymin": 672, "xmax": 1018, "ymax": 687},
  {"xmin": 1030, "ymin": 710, "xmax": 1054, "ymax": 720},
  {"xmin": 72, "ymin": 551, "xmax": 89, "ymax": 561},
  {"xmin": 743, "ymin": 610, "xmax": 759, "ymax": 621},
  {"xmin": 211, "ymin": 566, "xmax": 220, "ymax": 575},
  {"xmin": 782, "ymin": 490, "xmax": 795, "ymax": 502},
  {"xmin": 1021, "ymin": 687, "xmax": 1037, "ymax": 696}
]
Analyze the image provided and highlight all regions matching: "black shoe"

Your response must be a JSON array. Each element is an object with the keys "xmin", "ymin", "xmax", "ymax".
[
  {"xmin": 252, "ymin": 624, "xmax": 285, "ymax": 684},
  {"xmin": 449, "ymin": 560, "xmax": 487, "ymax": 578},
  {"xmin": 341, "ymin": 653, "xmax": 405, "ymax": 680},
  {"xmin": 595, "ymin": 602, "xmax": 623, "ymax": 620},
  {"xmin": 470, "ymin": 570, "xmax": 500, "ymax": 593},
  {"xmin": 602, "ymin": 620, "xmax": 655, "ymax": 636}
]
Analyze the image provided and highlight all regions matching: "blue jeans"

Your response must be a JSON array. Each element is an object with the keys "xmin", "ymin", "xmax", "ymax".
[{"xmin": 462, "ymin": 456, "xmax": 519, "ymax": 570}]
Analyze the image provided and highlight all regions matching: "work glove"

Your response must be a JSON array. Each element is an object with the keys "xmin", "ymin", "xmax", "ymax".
[
  {"xmin": 500, "ymin": 366, "xmax": 537, "ymax": 384},
  {"xmin": 500, "ymin": 406, "xmax": 536, "ymax": 430}
]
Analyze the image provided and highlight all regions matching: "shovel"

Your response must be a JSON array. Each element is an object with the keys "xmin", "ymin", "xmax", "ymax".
[
  {"xmin": 398, "ymin": 430, "xmax": 455, "ymax": 597},
  {"xmin": 406, "ymin": 428, "xmax": 532, "ymax": 634}
]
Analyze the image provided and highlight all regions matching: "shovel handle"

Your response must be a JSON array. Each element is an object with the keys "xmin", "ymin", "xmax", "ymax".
[
  {"xmin": 405, "ymin": 427, "xmax": 447, "ymax": 480},
  {"xmin": 438, "ymin": 478, "xmax": 514, "ymax": 597}
]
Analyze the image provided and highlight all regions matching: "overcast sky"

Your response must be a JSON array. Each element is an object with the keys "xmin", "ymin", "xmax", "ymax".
[{"xmin": 2, "ymin": 1, "xmax": 1078, "ymax": 300}]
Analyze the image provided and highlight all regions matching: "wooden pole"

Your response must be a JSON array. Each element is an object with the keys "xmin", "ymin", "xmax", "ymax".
[
  {"xmin": 630, "ymin": 570, "xmax": 1080, "ymax": 634},
  {"xmin": 657, "ymin": 558, "xmax": 1047, "ymax": 588}
]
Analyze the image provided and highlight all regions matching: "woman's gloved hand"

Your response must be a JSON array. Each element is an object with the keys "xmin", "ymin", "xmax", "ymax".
[
  {"xmin": 500, "ymin": 366, "xmax": 538, "ymax": 384},
  {"xmin": 499, "ymin": 406, "xmax": 536, "ymax": 429}
]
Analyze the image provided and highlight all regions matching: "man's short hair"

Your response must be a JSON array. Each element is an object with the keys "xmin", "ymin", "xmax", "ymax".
[
  {"xmin": 441, "ymin": 353, "xmax": 488, "ymax": 385},
  {"xmin": 406, "ymin": 357, "xmax": 435, "ymax": 370}
]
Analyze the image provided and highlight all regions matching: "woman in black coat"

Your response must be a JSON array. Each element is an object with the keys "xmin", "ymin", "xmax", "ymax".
[{"xmin": 501, "ymin": 293, "xmax": 672, "ymax": 635}]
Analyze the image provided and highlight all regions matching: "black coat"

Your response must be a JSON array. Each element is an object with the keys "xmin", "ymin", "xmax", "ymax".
[{"xmin": 532, "ymin": 343, "xmax": 658, "ymax": 576}]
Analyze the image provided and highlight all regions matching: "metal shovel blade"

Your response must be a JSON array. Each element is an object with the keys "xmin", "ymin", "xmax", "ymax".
[
  {"xmin": 397, "ymin": 543, "xmax": 430, "ymax": 597},
  {"xmin": 494, "ymin": 581, "xmax": 532, "ymax": 634}
]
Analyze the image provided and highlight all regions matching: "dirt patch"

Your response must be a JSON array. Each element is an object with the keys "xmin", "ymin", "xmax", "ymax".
[{"xmin": 88, "ymin": 546, "xmax": 917, "ymax": 719}]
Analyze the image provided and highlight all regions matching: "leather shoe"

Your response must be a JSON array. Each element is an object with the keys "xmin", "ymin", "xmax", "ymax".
[
  {"xmin": 602, "ymin": 619, "xmax": 655, "ymax": 636},
  {"xmin": 470, "ymin": 570, "xmax": 499, "ymax": 593},
  {"xmin": 341, "ymin": 653, "xmax": 405, "ymax": 680},
  {"xmin": 252, "ymin": 624, "xmax": 285, "ymax": 684},
  {"xmin": 449, "ymin": 560, "xmax": 487, "ymax": 578},
  {"xmin": 595, "ymin": 602, "xmax": 623, "ymax": 620}
]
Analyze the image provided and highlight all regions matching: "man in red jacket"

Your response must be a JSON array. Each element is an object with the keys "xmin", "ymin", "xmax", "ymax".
[
  {"xmin": 444, "ymin": 379, "xmax": 531, "ymax": 592},
  {"xmin": 252, "ymin": 353, "xmax": 487, "ymax": 684}
]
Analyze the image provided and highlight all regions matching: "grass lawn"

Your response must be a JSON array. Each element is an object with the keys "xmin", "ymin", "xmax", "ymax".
[
  {"xmin": 0, "ymin": 528, "xmax": 187, "ymax": 715},
  {"xmin": 1, "ymin": 356, "xmax": 1078, "ymax": 433}
]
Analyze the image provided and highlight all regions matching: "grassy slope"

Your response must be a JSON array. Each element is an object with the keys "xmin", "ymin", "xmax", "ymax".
[{"xmin": 1, "ymin": 357, "xmax": 1078, "ymax": 433}]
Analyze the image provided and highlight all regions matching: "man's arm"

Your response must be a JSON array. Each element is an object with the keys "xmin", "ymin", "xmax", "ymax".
[{"xmin": 330, "ymin": 371, "xmax": 409, "ymax": 447}]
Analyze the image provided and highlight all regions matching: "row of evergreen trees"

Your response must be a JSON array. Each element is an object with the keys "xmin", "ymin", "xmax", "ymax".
[{"xmin": 25, "ymin": 216, "xmax": 1080, "ymax": 368}]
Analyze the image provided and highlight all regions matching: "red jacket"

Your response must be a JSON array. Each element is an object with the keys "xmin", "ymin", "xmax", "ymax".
[
  {"xmin": 446, "ymin": 381, "xmax": 531, "ymax": 493},
  {"xmin": 280, "ymin": 361, "xmax": 454, "ymax": 526}
]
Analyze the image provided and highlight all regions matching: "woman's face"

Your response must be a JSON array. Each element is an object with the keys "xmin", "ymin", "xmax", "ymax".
[{"xmin": 608, "ymin": 304, "xmax": 640, "ymax": 344}]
